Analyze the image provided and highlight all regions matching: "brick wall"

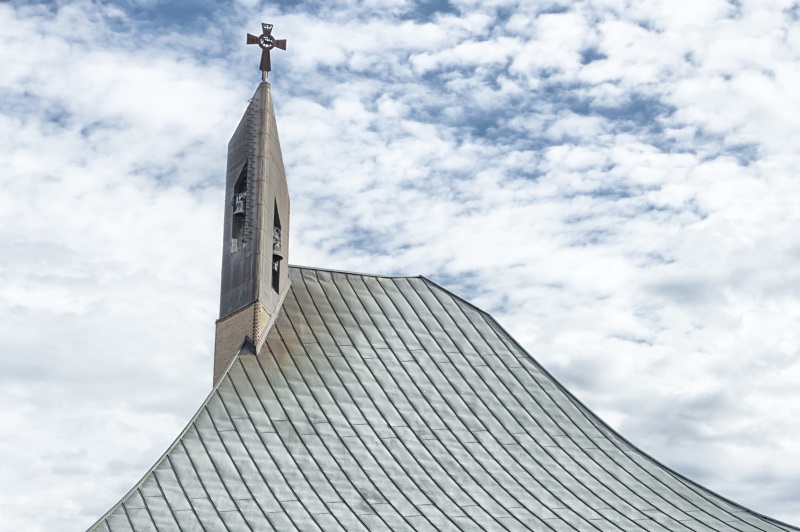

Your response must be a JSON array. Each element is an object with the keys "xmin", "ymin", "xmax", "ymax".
[{"xmin": 213, "ymin": 300, "xmax": 270, "ymax": 383}]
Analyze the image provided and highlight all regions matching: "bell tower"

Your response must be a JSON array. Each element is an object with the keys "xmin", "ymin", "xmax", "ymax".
[{"xmin": 213, "ymin": 79, "xmax": 290, "ymax": 383}]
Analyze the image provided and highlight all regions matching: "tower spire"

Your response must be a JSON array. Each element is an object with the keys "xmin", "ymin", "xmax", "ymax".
[{"xmin": 213, "ymin": 79, "xmax": 290, "ymax": 383}]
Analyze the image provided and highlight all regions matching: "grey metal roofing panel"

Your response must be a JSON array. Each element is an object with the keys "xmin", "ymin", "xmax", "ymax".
[{"xmin": 91, "ymin": 266, "xmax": 799, "ymax": 531}]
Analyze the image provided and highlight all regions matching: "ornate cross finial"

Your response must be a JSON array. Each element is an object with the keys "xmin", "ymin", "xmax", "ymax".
[{"xmin": 247, "ymin": 23, "xmax": 287, "ymax": 81}]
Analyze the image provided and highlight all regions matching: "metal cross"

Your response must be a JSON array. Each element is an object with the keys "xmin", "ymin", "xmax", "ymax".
[{"xmin": 247, "ymin": 23, "xmax": 287, "ymax": 81}]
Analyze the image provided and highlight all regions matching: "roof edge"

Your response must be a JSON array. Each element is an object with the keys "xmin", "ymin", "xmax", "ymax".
[
  {"xmin": 85, "ymin": 338, "xmax": 257, "ymax": 531},
  {"xmin": 503, "ymin": 313, "xmax": 798, "ymax": 528},
  {"xmin": 420, "ymin": 276, "xmax": 799, "ymax": 531}
]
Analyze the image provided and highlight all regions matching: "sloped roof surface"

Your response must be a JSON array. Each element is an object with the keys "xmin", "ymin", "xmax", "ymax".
[{"xmin": 91, "ymin": 267, "xmax": 798, "ymax": 531}]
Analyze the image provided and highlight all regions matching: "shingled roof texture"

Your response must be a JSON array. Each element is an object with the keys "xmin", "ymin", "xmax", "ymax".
[{"xmin": 90, "ymin": 266, "xmax": 798, "ymax": 531}]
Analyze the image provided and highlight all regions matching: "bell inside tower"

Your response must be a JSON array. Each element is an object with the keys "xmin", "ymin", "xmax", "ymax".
[
  {"xmin": 231, "ymin": 162, "xmax": 248, "ymax": 253},
  {"xmin": 272, "ymin": 204, "xmax": 282, "ymax": 293}
]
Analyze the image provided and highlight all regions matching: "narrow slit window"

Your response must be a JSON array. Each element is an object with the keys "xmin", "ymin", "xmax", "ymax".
[
  {"xmin": 272, "ymin": 204, "xmax": 282, "ymax": 293},
  {"xmin": 231, "ymin": 162, "xmax": 248, "ymax": 253}
]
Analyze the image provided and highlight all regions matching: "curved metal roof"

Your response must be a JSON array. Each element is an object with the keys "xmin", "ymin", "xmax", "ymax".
[{"xmin": 90, "ymin": 266, "xmax": 798, "ymax": 531}]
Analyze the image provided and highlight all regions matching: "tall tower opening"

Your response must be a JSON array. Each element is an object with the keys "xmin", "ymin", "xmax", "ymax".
[
  {"xmin": 231, "ymin": 162, "xmax": 248, "ymax": 253},
  {"xmin": 272, "ymin": 203, "xmax": 282, "ymax": 293}
]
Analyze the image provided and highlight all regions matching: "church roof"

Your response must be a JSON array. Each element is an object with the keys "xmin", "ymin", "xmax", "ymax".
[{"xmin": 90, "ymin": 266, "xmax": 798, "ymax": 531}]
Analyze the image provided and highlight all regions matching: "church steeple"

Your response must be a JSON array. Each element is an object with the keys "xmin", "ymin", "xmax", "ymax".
[{"xmin": 213, "ymin": 80, "xmax": 290, "ymax": 383}]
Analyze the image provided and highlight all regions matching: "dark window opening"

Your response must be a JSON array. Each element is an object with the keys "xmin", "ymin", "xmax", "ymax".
[
  {"xmin": 272, "ymin": 205, "xmax": 282, "ymax": 293},
  {"xmin": 271, "ymin": 257, "xmax": 280, "ymax": 293},
  {"xmin": 231, "ymin": 162, "xmax": 248, "ymax": 253}
]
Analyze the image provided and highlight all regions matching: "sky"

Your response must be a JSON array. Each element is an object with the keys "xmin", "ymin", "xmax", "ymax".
[{"xmin": 1, "ymin": 0, "xmax": 800, "ymax": 529}]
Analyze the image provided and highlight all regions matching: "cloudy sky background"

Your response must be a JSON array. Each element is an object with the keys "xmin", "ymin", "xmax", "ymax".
[{"xmin": 2, "ymin": 0, "xmax": 800, "ymax": 529}]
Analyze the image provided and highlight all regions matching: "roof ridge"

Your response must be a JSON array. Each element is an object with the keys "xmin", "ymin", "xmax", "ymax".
[{"xmin": 288, "ymin": 263, "xmax": 423, "ymax": 280}]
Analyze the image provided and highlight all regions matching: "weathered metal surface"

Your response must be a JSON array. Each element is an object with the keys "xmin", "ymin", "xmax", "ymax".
[
  {"xmin": 217, "ymin": 82, "xmax": 288, "ymax": 321},
  {"xmin": 90, "ymin": 266, "xmax": 799, "ymax": 531}
]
